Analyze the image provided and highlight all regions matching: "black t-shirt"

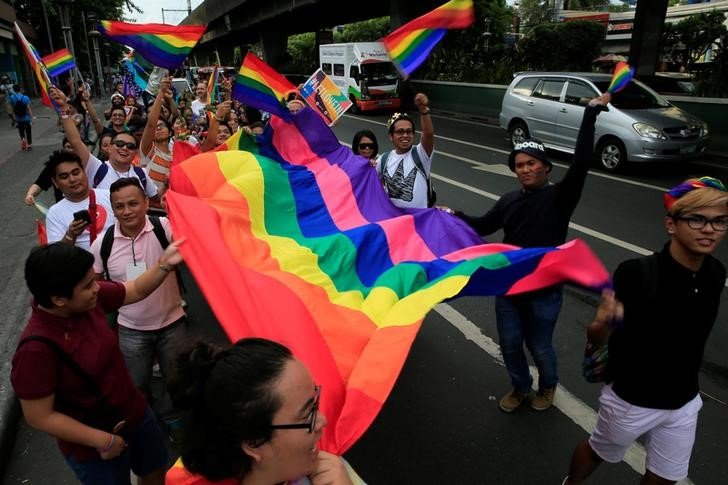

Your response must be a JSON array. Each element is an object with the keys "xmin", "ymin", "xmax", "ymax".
[
  {"xmin": 607, "ymin": 244, "xmax": 725, "ymax": 409},
  {"xmin": 34, "ymin": 165, "xmax": 64, "ymax": 202}
]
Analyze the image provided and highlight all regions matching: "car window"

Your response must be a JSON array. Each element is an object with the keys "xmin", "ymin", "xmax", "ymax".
[
  {"xmin": 532, "ymin": 79, "xmax": 565, "ymax": 101},
  {"xmin": 593, "ymin": 80, "xmax": 670, "ymax": 109},
  {"xmin": 512, "ymin": 77, "xmax": 539, "ymax": 96},
  {"xmin": 564, "ymin": 80, "xmax": 597, "ymax": 105},
  {"xmin": 333, "ymin": 64, "xmax": 345, "ymax": 76},
  {"xmin": 322, "ymin": 63, "xmax": 332, "ymax": 75}
]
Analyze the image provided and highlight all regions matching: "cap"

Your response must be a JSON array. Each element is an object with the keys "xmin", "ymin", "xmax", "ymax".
[{"xmin": 508, "ymin": 139, "xmax": 552, "ymax": 172}]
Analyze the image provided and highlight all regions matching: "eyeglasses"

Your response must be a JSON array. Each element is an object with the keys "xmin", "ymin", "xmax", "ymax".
[
  {"xmin": 358, "ymin": 143, "xmax": 375, "ymax": 150},
  {"xmin": 111, "ymin": 113, "xmax": 126, "ymax": 118},
  {"xmin": 112, "ymin": 140, "xmax": 138, "ymax": 150},
  {"xmin": 269, "ymin": 385, "xmax": 320, "ymax": 434},
  {"xmin": 675, "ymin": 214, "xmax": 728, "ymax": 231},
  {"xmin": 393, "ymin": 129, "xmax": 414, "ymax": 136}
]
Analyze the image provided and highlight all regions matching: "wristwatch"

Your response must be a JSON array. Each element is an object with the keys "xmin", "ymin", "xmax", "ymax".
[{"xmin": 420, "ymin": 108, "xmax": 431, "ymax": 115}]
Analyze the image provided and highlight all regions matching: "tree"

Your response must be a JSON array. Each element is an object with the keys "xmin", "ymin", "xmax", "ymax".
[
  {"xmin": 334, "ymin": 17, "xmax": 390, "ymax": 43},
  {"xmin": 517, "ymin": 20, "xmax": 606, "ymax": 71},
  {"xmin": 663, "ymin": 11, "xmax": 727, "ymax": 71},
  {"xmin": 517, "ymin": 0, "xmax": 553, "ymax": 31},
  {"xmin": 287, "ymin": 33, "xmax": 318, "ymax": 75}
]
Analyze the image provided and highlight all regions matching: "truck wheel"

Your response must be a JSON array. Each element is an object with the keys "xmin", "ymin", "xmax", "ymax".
[
  {"xmin": 596, "ymin": 137, "xmax": 627, "ymax": 172},
  {"xmin": 349, "ymin": 96, "xmax": 360, "ymax": 114},
  {"xmin": 509, "ymin": 121, "xmax": 529, "ymax": 147}
]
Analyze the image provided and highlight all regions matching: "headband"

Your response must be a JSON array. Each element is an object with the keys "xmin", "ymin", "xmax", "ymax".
[
  {"xmin": 387, "ymin": 112, "xmax": 412, "ymax": 130},
  {"xmin": 664, "ymin": 176, "xmax": 727, "ymax": 211}
]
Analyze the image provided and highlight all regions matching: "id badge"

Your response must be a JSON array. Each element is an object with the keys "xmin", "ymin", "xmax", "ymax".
[{"xmin": 126, "ymin": 261, "xmax": 147, "ymax": 281}]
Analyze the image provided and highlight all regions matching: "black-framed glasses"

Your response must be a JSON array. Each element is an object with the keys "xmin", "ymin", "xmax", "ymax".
[
  {"xmin": 393, "ymin": 129, "xmax": 414, "ymax": 136},
  {"xmin": 269, "ymin": 385, "xmax": 320, "ymax": 433},
  {"xmin": 112, "ymin": 140, "xmax": 138, "ymax": 150},
  {"xmin": 675, "ymin": 214, "xmax": 728, "ymax": 231},
  {"xmin": 358, "ymin": 143, "xmax": 374, "ymax": 150}
]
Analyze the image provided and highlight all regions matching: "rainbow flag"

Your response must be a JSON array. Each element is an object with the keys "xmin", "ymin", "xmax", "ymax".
[
  {"xmin": 41, "ymin": 48, "xmax": 75, "ymax": 77},
  {"xmin": 206, "ymin": 64, "xmax": 218, "ymax": 105},
  {"xmin": 383, "ymin": 0, "xmax": 475, "ymax": 78},
  {"xmin": 97, "ymin": 21, "xmax": 206, "ymax": 70},
  {"xmin": 607, "ymin": 61, "xmax": 634, "ymax": 93},
  {"xmin": 232, "ymin": 53, "xmax": 298, "ymax": 120},
  {"xmin": 165, "ymin": 107, "xmax": 610, "ymax": 453},
  {"xmin": 36, "ymin": 219, "xmax": 47, "ymax": 246},
  {"xmin": 13, "ymin": 22, "xmax": 54, "ymax": 108},
  {"xmin": 123, "ymin": 49, "xmax": 151, "ymax": 92}
]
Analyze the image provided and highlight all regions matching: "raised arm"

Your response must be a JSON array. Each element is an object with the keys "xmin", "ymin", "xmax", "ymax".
[
  {"xmin": 200, "ymin": 100, "xmax": 231, "ymax": 152},
  {"xmin": 50, "ymin": 87, "xmax": 90, "ymax": 165},
  {"xmin": 414, "ymin": 93, "xmax": 434, "ymax": 157},
  {"xmin": 81, "ymin": 89, "xmax": 104, "ymax": 136},
  {"xmin": 141, "ymin": 77, "xmax": 171, "ymax": 155}
]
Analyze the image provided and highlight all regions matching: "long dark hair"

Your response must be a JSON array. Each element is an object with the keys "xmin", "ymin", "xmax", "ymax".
[{"xmin": 352, "ymin": 129, "xmax": 379, "ymax": 158}]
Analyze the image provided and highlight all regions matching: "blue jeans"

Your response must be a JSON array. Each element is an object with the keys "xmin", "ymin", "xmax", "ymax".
[
  {"xmin": 119, "ymin": 317, "xmax": 186, "ymax": 423},
  {"xmin": 495, "ymin": 287, "xmax": 563, "ymax": 393}
]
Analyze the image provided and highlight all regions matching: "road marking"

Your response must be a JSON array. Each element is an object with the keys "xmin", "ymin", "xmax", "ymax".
[{"xmin": 434, "ymin": 303, "xmax": 694, "ymax": 485}]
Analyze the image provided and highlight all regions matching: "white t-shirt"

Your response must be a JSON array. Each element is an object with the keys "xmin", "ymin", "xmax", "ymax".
[
  {"xmin": 191, "ymin": 99, "xmax": 207, "ymax": 120},
  {"xmin": 375, "ymin": 143, "xmax": 433, "ymax": 209},
  {"xmin": 46, "ymin": 190, "xmax": 116, "ymax": 250},
  {"xmin": 86, "ymin": 153, "xmax": 158, "ymax": 198}
]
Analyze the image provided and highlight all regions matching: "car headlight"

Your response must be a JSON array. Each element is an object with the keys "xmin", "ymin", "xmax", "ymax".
[
  {"xmin": 633, "ymin": 122, "xmax": 666, "ymax": 139},
  {"xmin": 701, "ymin": 122, "xmax": 709, "ymax": 137}
]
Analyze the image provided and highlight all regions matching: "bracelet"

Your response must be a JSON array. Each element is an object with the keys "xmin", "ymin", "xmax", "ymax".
[
  {"xmin": 98, "ymin": 434, "xmax": 115, "ymax": 452},
  {"xmin": 63, "ymin": 233, "xmax": 74, "ymax": 242},
  {"xmin": 159, "ymin": 261, "xmax": 173, "ymax": 273},
  {"xmin": 419, "ymin": 108, "xmax": 431, "ymax": 115},
  {"xmin": 60, "ymin": 114, "xmax": 70, "ymax": 119},
  {"xmin": 213, "ymin": 116, "xmax": 224, "ymax": 122}
]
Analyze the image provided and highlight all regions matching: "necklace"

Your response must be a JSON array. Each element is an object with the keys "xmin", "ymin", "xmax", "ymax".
[{"xmin": 111, "ymin": 162, "xmax": 131, "ymax": 179}]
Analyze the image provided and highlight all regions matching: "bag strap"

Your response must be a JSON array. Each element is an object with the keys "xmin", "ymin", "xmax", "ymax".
[
  {"xmin": 93, "ymin": 163, "xmax": 108, "ymax": 187},
  {"xmin": 100, "ymin": 224, "xmax": 116, "ymax": 280},
  {"xmin": 88, "ymin": 189, "xmax": 98, "ymax": 244},
  {"xmin": 17, "ymin": 335, "xmax": 105, "ymax": 401},
  {"xmin": 132, "ymin": 166, "xmax": 148, "ymax": 192},
  {"xmin": 148, "ymin": 216, "xmax": 169, "ymax": 249},
  {"xmin": 377, "ymin": 151, "xmax": 390, "ymax": 180}
]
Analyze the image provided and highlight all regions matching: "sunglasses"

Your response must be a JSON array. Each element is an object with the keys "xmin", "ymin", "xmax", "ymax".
[
  {"xmin": 112, "ymin": 140, "xmax": 138, "ymax": 150},
  {"xmin": 269, "ymin": 385, "xmax": 321, "ymax": 434},
  {"xmin": 393, "ymin": 128, "xmax": 414, "ymax": 136},
  {"xmin": 358, "ymin": 143, "xmax": 375, "ymax": 150}
]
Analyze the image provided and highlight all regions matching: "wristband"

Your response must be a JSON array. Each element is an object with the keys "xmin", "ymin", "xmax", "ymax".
[
  {"xmin": 159, "ymin": 261, "xmax": 173, "ymax": 273},
  {"xmin": 98, "ymin": 434, "xmax": 115, "ymax": 452},
  {"xmin": 213, "ymin": 116, "xmax": 224, "ymax": 122},
  {"xmin": 63, "ymin": 233, "xmax": 74, "ymax": 242},
  {"xmin": 419, "ymin": 108, "xmax": 431, "ymax": 115}
]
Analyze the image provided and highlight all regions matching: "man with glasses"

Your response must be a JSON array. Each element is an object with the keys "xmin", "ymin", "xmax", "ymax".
[
  {"xmin": 565, "ymin": 177, "xmax": 728, "ymax": 485},
  {"xmin": 376, "ymin": 92, "xmax": 434, "ymax": 209},
  {"xmin": 50, "ymin": 87, "xmax": 159, "ymax": 204}
]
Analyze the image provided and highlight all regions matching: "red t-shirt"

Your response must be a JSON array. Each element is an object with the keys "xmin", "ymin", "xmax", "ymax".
[{"xmin": 11, "ymin": 281, "xmax": 147, "ymax": 461}]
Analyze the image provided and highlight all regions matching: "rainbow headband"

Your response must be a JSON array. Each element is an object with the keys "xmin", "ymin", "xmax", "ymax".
[{"xmin": 664, "ymin": 176, "xmax": 727, "ymax": 211}]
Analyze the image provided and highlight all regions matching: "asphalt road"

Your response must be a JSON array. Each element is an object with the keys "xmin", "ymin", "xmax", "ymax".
[{"xmin": 2, "ymin": 105, "xmax": 728, "ymax": 484}]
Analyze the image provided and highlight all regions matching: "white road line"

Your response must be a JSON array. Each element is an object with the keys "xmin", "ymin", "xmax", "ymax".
[{"xmin": 434, "ymin": 303, "xmax": 694, "ymax": 485}]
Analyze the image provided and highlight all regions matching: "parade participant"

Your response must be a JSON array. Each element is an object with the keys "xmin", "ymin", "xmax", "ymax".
[
  {"xmin": 166, "ymin": 338, "xmax": 362, "ymax": 485},
  {"xmin": 190, "ymin": 82, "xmax": 208, "ymax": 120},
  {"xmin": 24, "ymin": 139, "xmax": 75, "ymax": 205},
  {"xmin": 44, "ymin": 150, "xmax": 115, "ymax": 251},
  {"xmin": 171, "ymin": 114, "xmax": 198, "ymax": 146},
  {"xmin": 50, "ymin": 87, "xmax": 159, "ymax": 202},
  {"xmin": 452, "ymin": 93, "xmax": 610, "ymax": 413},
  {"xmin": 199, "ymin": 100, "xmax": 232, "ymax": 152},
  {"xmin": 90, "ymin": 178, "xmax": 186, "ymax": 436},
  {"xmin": 10, "ymin": 84, "xmax": 32, "ymax": 150},
  {"xmin": 564, "ymin": 177, "xmax": 728, "ymax": 485},
  {"xmin": 104, "ymin": 92, "xmax": 126, "ymax": 121},
  {"xmin": 140, "ymin": 78, "xmax": 174, "ymax": 195},
  {"xmin": 352, "ymin": 129, "xmax": 379, "ymax": 161},
  {"xmin": 375, "ymin": 93, "xmax": 434, "ymax": 209},
  {"xmin": 1, "ymin": 74, "xmax": 15, "ymax": 126},
  {"xmin": 11, "ymin": 238, "xmax": 184, "ymax": 485}
]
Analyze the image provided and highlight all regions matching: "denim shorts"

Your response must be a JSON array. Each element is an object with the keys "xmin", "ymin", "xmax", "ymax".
[{"xmin": 65, "ymin": 406, "xmax": 170, "ymax": 484}]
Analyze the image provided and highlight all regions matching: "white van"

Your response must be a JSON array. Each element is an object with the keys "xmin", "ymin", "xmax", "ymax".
[{"xmin": 319, "ymin": 42, "xmax": 401, "ymax": 114}]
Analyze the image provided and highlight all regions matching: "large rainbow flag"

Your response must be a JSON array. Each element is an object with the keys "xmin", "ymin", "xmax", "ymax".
[
  {"xmin": 383, "ymin": 0, "xmax": 475, "ymax": 78},
  {"xmin": 165, "ymin": 106, "xmax": 610, "ymax": 453},
  {"xmin": 97, "ymin": 21, "xmax": 206, "ymax": 70},
  {"xmin": 13, "ymin": 22, "xmax": 54, "ymax": 108},
  {"xmin": 232, "ymin": 53, "xmax": 298, "ymax": 120},
  {"xmin": 41, "ymin": 48, "xmax": 75, "ymax": 78}
]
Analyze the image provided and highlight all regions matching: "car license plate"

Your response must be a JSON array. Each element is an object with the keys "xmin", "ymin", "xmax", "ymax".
[
  {"xmin": 680, "ymin": 144, "xmax": 696, "ymax": 154},
  {"xmin": 377, "ymin": 100, "xmax": 392, "ymax": 106}
]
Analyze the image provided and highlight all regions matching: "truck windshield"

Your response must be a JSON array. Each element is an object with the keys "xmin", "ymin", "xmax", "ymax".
[
  {"xmin": 361, "ymin": 63, "xmax": 398, "ymax": 86},
  {"xmin": 593, "ymin": 80, "xmax": 670, "ymax": 109}
]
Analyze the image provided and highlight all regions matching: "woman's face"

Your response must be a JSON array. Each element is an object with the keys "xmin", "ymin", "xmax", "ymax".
[
  {"xmin": 173, "ymin": 117, "xmax": 187, "ymax": 134},
  {"xmin": 125, "ymin": 96, "xmax": 136, "ymax": 106},
  {"xmin": 251, "ymin": 359, "xmax": 326, "ymax": 482},
  {"xmin": 356, "ymin": 136, "xmax": 375, "ymax": 158},
  {"xmin": 216, "ymin": 125, "xmax": 231, "ymax": 145}
]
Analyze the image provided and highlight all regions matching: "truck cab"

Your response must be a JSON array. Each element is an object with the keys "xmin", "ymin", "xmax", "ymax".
[{"xmin": 319, "ymin": 42, "xmax": 401, "ymax": 113}]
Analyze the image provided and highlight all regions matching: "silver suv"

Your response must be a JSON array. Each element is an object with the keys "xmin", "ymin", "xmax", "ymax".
[{"xmin": 499, "ymin": 72, "xmax": 710, "ymax": 172}]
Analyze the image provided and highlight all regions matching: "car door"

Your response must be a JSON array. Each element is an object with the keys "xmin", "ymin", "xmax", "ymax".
[
  {"xmin": 555, "ymin": 79, "xmax": 600, "ymax": 149},
  {"xmin": 526, "ymin": 78, "xmax": 566, "ymax": 144}
]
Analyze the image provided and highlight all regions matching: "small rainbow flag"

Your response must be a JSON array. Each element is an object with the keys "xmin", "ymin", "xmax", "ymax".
[
  {"xmin": 231, "ymin": 53, "xmax": 298, "ymax": 120},
  {"xmin": 13, "ymin": 22, "xmax": 54, "ymax": 108},
  {"xmin": 383, "ymin": 0, "xmax": 475, "ymax": 78},
  {"xmin": 607, "ymin": 61, "xmax": 634, "ymax": 93},
  {"xmin": 36, "ymin": 219, "xmax": 47, "ymax": 247},
  {"xmin": 41, "ymin": 48, "xmax": 76, "ymax": 77},
  {"xmin": 97, "ymin": 21, "xmax": 206, "ymax": 70},
  {"xmin": 165, "ymin": 106, "xmax": 610, "ymax": 454}
]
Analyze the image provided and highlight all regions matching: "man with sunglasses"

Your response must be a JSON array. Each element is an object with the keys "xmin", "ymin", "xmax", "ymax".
[
  {"xmin": 51, "ymin": 87, "xmax": 160, "ymax": 204},
  {"xmin": 376, "ymin": 92, "xmax": 434, "ymax": 209},
  {"xmin": 565, "ymin": 177, "xmax": 728, "ymax": 485}
]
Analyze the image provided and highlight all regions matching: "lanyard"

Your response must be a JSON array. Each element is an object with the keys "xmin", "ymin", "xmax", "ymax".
[{"xmin": 88, "ymin": 189, "xmax": 98, "ymax": 243}]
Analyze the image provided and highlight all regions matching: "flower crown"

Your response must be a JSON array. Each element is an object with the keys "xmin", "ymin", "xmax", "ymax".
[{"xmin": 386, "ymin": 112, "xmax": 412, "ymax": 130}]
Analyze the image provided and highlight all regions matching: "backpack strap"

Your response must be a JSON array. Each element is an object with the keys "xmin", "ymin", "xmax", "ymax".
[
  {"xmin": 93, "ymin": 163, "xmax": 109, "ymax": 188},
  {"xmin": 410, "ymin": 147, "xmax": 435, "ymax": 206},
  {"xmin": 99, "ymin": 224, "xmax": 116, "ymax": 281},
  {"xmin": 148, "ymin": 216, "xmax": 169, "ymax": 249},
  {"xmin": 377, "ymin": 151, "xmax": 390, "ymax": 180},
  {"xmin": 132, "ymin": 166, "xmax": 148, "ymax": 193}
]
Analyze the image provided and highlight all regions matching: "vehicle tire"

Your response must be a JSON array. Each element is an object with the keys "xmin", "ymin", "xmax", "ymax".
[
  {"xmin": 595, "ymin": 137, "xmax": 627, "ymax": 172},
  {"xmin": 349, "ymin": 95, "xmax": 360, "ymax": 115},
  {"xmin": 509, "ymin": 120, "xmax": 529, "ymax": 147}
]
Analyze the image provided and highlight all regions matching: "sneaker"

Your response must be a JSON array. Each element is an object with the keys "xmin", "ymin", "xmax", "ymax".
[
  {"xmin": 531, "ymin": 387, "xmax": 556, "ymax": 411},
  {"xmin": 26, "ymin": 145, "xmax": 32, "ymax": 151},
  {"xmin": 499, "ymin": 388, "xmax": 528, "ymax": 413},
  {"xmin": 20, "ymin": 138, "xmax": 27, "ymax": 151}
]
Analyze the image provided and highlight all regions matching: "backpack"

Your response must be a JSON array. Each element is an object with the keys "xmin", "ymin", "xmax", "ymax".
[
  {"xmin": 93, "ymin": 163, "xmax": 148, "ymax": 190},
  {"xmin": 378, "ymin": 148, "xmax": 437, "ymax": 207},
  {"xmin": 12, "ymin": 94, "xmax": 27, "ymax": 117}
]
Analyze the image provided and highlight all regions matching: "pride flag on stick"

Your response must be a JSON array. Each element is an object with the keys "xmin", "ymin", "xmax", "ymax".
[
  {"xmin": 41, "ymin": 48, "xmax": 76, "ymax": 77},
  {"xmin": 607, "ymin": 61, "xmax": 634, "ymax": 93},
  {"xmin": 13, "ymin": 22, "xmax": 54, "ymax": 108},
  {"xmin": 383, "ymin": 0, "xmax": 475, "ymax": 78},
  {"xmin": 231, "ymin": 53, "xmax": 298, "ymax": 120}
]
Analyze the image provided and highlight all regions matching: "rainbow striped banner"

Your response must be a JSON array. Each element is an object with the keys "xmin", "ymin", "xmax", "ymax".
[
  {"xmin": 165, "ymin": 107, "xmax": 610, "ymax": 453},
  {"xmin": 97, "ymin": 21, "xmax": 206, "ymax": 70},
  {"xmin": 607, "ymin": 61, "xmax": 635, "ymax": 93},
  {"xmin": 383, "ymin": 0, "xmax": 475, "ymax": 78},
  {"xmin": 41, "ymin": 48, "xmax": 76, "ymax": 77},
  {"xmin": 231, "ymin": 53, "xmax": 298, "ymax": 120}
]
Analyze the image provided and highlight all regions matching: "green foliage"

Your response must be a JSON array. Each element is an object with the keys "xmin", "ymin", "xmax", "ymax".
[
  {"xmin": 663, "ymin": 11, "xmax": 727, "ymax": 70},
  {"xmin": 517, "ymin": 20, "xmax": 606, "ymax": 71},
  {"xmin": 517, "ymin": 0, "xmax": 553, "ymax": 31},
  {"xmin": 607, "ymin": 2, "xmax": 631, "ymax": 13},
  {"xmin": 334, "ymin": 17, "xmax": 390, "ymax": 43},
  {"xmin": 233, "ymin": 47, "xmax": 243, "ymax": 67},
  {"xmin": 287, "ymin": 33, "xmax": 318, "ymax": 75}
]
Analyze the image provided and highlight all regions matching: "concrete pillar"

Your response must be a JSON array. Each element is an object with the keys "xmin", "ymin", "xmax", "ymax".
[
  {"xmin": 629, "ymin": 0, "xmax": 669, "ymax": 77},
  {"xmin": 259, "ymin": 31, "xmax": 289, "ymax": 71}
]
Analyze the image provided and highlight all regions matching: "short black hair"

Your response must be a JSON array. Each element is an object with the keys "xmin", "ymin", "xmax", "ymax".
[
  {"xmin": 45, "ymin": 150, "xmax": 83, "ymax": 177},
  {"xmin": 387, "ymin": 112, "xmax": 415, "ymax": 135},
  {"xmin": 13, "ymin": 84, "xmax": 21, "ymax": 92},
  {"xmin": 110, "ymin": 177, "xmax": 145, "ymax": 197},
  {"xmin": 352, "ymin": 129, "xmax": 379, "ymax": 158},
  {"xmin": 111, "ymin": 131, "xmax": 136, "ymax": 144},
  {"xmin": 25, "ymin": 243, "xmax": 94, "ymax": 308}
]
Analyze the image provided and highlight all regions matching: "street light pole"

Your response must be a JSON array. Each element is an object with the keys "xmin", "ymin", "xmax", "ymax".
[{"xmin": 88, "ymin": 30, "xmax": 105, "ymax": 96}]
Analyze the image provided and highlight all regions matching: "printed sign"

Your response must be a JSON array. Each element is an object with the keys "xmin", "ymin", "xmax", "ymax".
[{"xmin": 300, "ymin": 68, "xmax": 353, "ymax": 125}]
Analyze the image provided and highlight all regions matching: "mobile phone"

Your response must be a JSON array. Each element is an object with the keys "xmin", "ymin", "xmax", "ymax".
[{"xmin": 73, "ymin": 210, "xmax": 91, "ymax": 225}]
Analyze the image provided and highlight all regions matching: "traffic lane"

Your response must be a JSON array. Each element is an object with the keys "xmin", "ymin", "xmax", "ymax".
[{"xmin": 345, "ymin": 308, "xmax": 639, "ymax": 484}]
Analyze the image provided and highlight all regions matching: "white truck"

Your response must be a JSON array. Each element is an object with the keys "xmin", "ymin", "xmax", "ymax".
[{"xmin": 319, "ymin": 42, "xmax": 401, "ymax": 114}]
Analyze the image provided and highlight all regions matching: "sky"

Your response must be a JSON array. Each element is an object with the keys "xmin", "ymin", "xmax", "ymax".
[{"xmin": 126, "ymin": 0, "xmax": 204, "ymax": 24}]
